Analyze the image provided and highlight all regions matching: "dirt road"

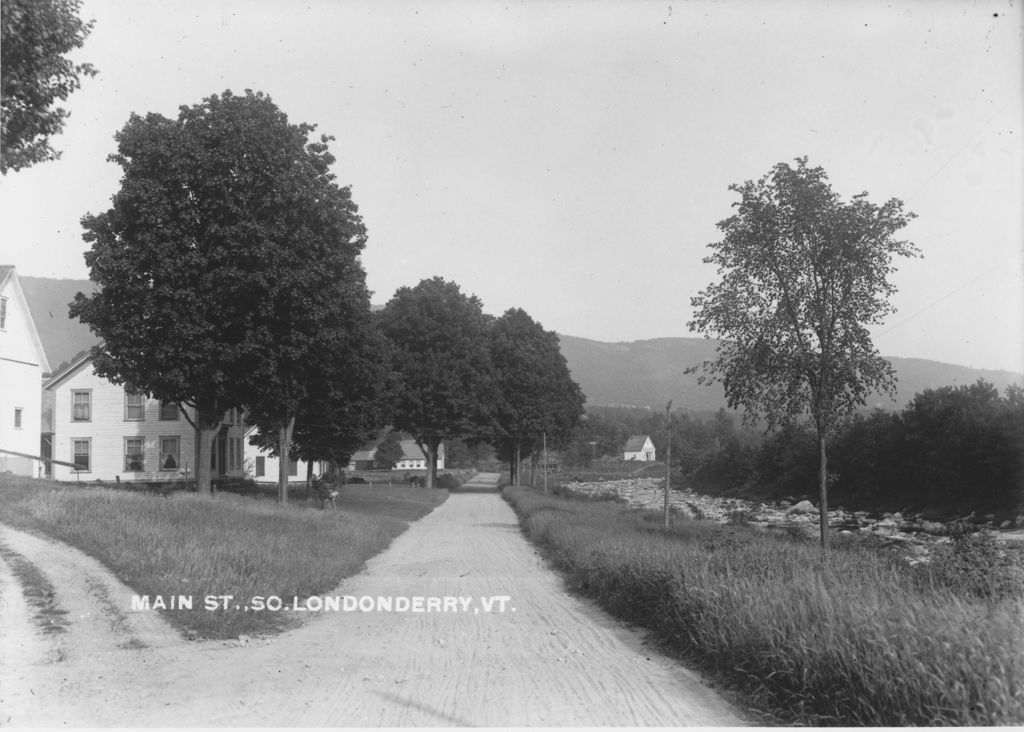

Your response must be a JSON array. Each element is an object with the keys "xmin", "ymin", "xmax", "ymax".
[{"xmin": 0, "ymin": 473, "xmax": 749, "ymax": 726}]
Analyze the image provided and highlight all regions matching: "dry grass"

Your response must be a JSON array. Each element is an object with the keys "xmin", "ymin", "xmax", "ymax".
[
  {"xmin": 504, "ymin": 485, "xmax": 1024, "ymax": 726},
  {"xmin": 0, "ymin": 474, "xmax": 447, "ymax": 639}
]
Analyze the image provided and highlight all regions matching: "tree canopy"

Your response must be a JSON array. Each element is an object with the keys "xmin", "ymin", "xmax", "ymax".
[
  {"xmin": 487, "ymin": 308, "xmax": 585, "ymax": 484},
  {"xmin": 1, "ymin": 0, "xmax": 96, "ymax": 173},
  {"xmin": 377, "ymin": 277, "xmax": 495, "ymax": 488},
  {"xmin": 71, "ymin": 89, "xmax": 371, "ymax": 496},
  {"xmin": 688, "ymin": 157, "xmax": 918, "ymax": 550}
]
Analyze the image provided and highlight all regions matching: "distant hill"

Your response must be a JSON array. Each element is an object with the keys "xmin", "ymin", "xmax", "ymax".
[
  {"xmin": 556, "ymin": 334, "xmax": 1024, "ymax": 413},
  {"xmin": 19, "ymin": 276, "xmax": 98, "ymax": 374},
  {"xmin": 20, "ymin": 276, "xmax": 1022, "ymax": 407}
]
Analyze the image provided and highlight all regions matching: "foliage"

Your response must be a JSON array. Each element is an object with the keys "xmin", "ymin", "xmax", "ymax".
[
  {"xmin": 72, "ymin": 89, "xmax": 370, "ymax": 496},
  {"xmin": 1, "ymin": 0, "xmax": 97, "ymax": 172},
  {"xmin": 504, "ymin": 485, "xmax": 1024, "ymax": 726},
  {"xmin": 377, "ymin": 277, "xmax": 495, "ymax": 488},
  {"xmin": 925, "ymin": 522, "xmax": 1024, "ymax": 601},
  {"xmin": 688, "ymin": 157, "xmax": 918, "ymax": 547},
  {"xmin": 374, "ymin": 430, "xmax": 404, "ymax": 470},
  {"xmin": 487, "ymin": 308, "xmax": 585, "ymax": 483}
]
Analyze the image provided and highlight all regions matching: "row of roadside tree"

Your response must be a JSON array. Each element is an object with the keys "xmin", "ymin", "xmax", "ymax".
[{"xmin": 69, "ymin": 90, "xmax": 584, "ymax": 500}]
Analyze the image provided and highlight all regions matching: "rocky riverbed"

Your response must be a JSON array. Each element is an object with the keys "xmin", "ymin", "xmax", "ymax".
[{"xmin": 559, "ymin": 477, "xmax": 1024, "ymax": 564}]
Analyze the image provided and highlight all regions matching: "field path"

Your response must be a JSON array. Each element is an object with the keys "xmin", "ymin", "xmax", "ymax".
[{"xmin": 1, "ymin": 473, "xmax": 749, "ymax": 726}]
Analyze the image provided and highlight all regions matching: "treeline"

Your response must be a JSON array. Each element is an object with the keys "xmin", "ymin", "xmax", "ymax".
[
  {"xmin": 70, "ymin": 90, "xmax": 585, "ymax": 498},
  {"xmin": 565, "ymin": 380, "xmax": 1024, "ymax": 515}
]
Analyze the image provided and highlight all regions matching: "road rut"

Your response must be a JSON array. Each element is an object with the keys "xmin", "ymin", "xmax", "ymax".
[{"xmin": 1, "ymin": 473, "xmax": 748, "ymax": 726}]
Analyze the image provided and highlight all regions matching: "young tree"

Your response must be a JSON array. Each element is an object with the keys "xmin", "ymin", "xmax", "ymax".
[
  {"xmin": 373, "ymin": 430, "xmax": 404, "ymax": 470},
  {"xmin": 71, "ymin": 90, "xmax": 368, "ymax": 496},
  {"xmin": 247, "ymin": 315, "xmax": 390, "ymax": 496},
  {"xmin": 1, "ymin": 0, "xmax": 97, "ymax": 173},
  {"xmin": 688, "ymin": 157, "xmax": 918, "ymax": 551},
  {"xmin": 377, "ymin": 277, "xmax": 495, "ymax": 488},
  {"xmin": 487, "ymin": 308, "xmax": 585, "ymax": 485}
]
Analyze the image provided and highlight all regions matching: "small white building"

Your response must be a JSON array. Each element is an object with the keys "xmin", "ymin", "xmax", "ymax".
[
  {"xmin": 44, "ymin": 353, "xmax": 247, "ymax": 483},
  {"xmin": 394, "ymin": 439, "xmax": 445, "ymax": 471},
  {"xmin": 0, "ymin": 266, "xmax": 50, "ymax": 476},
  {"xmin": 623, "ymin": 434, "xmax": 656, "ymax": 461},
  {"xmin": 243, "ymin": 426, "xmax": 326, "ymax": 484},
  {"xmin": 347, "ymin": 437, "xmax": 445, "ymax": 471}
]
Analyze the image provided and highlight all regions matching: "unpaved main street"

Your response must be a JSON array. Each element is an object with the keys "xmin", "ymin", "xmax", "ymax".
[{"xmin": 0, "ymin": 473, "xmax": 748, "ymax": 726}]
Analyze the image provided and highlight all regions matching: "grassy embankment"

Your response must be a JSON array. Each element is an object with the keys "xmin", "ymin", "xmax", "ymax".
[
  {"xmin": 0, "ymin": 474, "xmax": 448, "ymax": 639},
  {"xmin": 503, "ymin": 484, "xmax": 1024, "ymax": 727}
]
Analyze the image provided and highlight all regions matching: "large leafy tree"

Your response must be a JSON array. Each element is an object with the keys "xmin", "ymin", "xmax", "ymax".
[
  {"xmin": 688, "ymin": 157, "xmax": 918, "ymax": 551},
  {"xmin": 377, "ymin": 277, "xmax": 495, "ymax": 488},
  {"xmin": 1, "ymin": 0, "xmax": 96, "ymax": 173},
  {"xmin": 247, "ymin": 312, "xmax": 389, "ymax": 499},
  {"xmin": 71, "ymin": 89, "xmax": 368, "ymax": 496},
  {"xmin": 487, "ymin": 308, "xmax": 585, "ymax": 485}
]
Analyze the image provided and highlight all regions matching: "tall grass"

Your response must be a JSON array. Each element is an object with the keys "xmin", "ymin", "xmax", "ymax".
[
  {"xmin": 0, "ymin": 475, "xmax": 447, "ymax": 639},
  {"xmin": 504, "ymin": 485, "xmax": 1024, "ymax": 726}
]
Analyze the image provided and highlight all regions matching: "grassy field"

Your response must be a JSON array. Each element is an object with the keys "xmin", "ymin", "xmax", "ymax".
[
  {"xmin": 0, "ymin": 474, "xmax": 448, "ymax": 639},
  {"xmin": 503, "ymin": 484, "xmax": 1024, "ymax": 726}
]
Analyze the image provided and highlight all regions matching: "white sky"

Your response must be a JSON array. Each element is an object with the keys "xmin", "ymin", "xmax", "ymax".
[{"xmin": 1, "ymin": 0, "xmax": 1021, "ymax": 373}]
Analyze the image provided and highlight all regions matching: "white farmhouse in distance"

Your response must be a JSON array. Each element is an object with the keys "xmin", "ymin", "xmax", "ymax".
[
  {"xmin": 0, "ymin": 266, "xmax": 50, "ymax": 476},
  {"xmin": 622, "ymin": 434, "xmax": 656, "ymax": 461}
]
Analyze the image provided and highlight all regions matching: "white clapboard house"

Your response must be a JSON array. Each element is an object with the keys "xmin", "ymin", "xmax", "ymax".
[
  {"xmin": 243, "ymin": 425, "xmax": 326, "ymax": 484},
  {"xmin": 44, "ymin": 353, "xmax": 247, "ymax": 483},
  {"xmin": 622, "ymin": 434, "xmax": 656, "ymax": 461},
  {"xmin": 0, "ymin": 266, "xmax": 50, "ymax": 476}
]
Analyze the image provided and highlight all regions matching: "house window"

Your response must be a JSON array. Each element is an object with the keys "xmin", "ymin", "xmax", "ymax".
[
  {"xmin": 160, "ymin": 437, "xmax": 180, "ymax": 471},
  {"xmin": 14, "ymin": 408, "xmax": 22, "ymax": 429},
  {"xmin": 72, "ymin": 390, "xmax": 91, "ymax": 421},
  {"xmin": 228, "ymin": 437, "xmax": 243, "ymax": 472},
  {"xmin": 125, "ymin": 390, "xmax": 145, "ymax": 421},
  {"xmin": 288, "ymin": 459, "xmax": 297, "ymax": 477},
  {"xmin": 125, "ymin": 437, "xmax": 144, "ymax": 472},
  {"xmin": 0, "ymin": 296, "xmax": 6, "ymax": 329},
  {"xmin": 72, "ymin": 439, "xmax": 91, "ymax": 472},
  {"xmin": 255, "ymin": 456, "xmax": 265, "ymax": 477},
  {"xmin": 159, "ymin": 401, "xmax": 179, "ymax": 420}
]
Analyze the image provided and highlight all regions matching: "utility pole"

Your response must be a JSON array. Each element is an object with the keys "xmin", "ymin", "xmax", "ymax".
[
  {"xmin": 543, "ymin": 430, "xmax": 548, "ymax": 493},
  {"xmin": 664, "ymin": 400, "xmax": 672, "ymax": 528}
]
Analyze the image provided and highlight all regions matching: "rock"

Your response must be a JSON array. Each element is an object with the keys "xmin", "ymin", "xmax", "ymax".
[
  {"xmin": 1016, "ymin": 516, "xmax": 1024, "ymax": 529},
  {"xmin": 1001, "ymin": 520, "xmax": 1013, "ymax": 529},
  {"xmin": 920, "ymin": 521, "xmax": 945, "ymax": 535},
  {"xmin": 785, "ymin": 500, "xmax": 816, "ymax": 516},
  {"xmin": 779, "ymin": 500, "xmax": 792, "ymax": 508}
]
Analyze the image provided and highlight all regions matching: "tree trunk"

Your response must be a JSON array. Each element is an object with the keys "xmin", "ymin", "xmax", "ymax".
[
  {"xmin": 529, "ymin": 453, "xmax": 537, "ymax": 488},
  {"xmin": 424, "ymin": 436, "xmax": 440, "ymax": 489},
  {"xmin": 194, "ymin": 421, "xmax": 218, "ymax": 495},
  {"xmin": 306, "ymin": 459, "xmax": 314, "ymax": 501},
  {"xmin": 278, "ymin": 415, "xmax": 296, "ymax": 504},
  {"xmin": 514, "ymin": 441, "xmax": 521, "ymax": 487},
  {"xmin": 818, "ymin": 429, "xmax": 830, "ymax": 554}
]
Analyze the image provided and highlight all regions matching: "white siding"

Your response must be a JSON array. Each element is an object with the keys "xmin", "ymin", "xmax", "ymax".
[
  {"xmin": 244, "ymin": 437, "xmax": 325, "ymax": 484},
  {"xmin": 623, "ymin": 437, "xmax": 656, "ymax": 461},
  {"xmin": 0, "ymin": 271, "xmax": 47, "ymax": 476},
  {"xmin": 49, "ymin": 364, "xmax": 245, "ymax": 482}
]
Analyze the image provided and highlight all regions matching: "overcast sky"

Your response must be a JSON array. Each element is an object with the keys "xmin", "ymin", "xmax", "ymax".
[{"xmin": 1, "ymin": 0, "xmax": 1021, "ymax": 373}]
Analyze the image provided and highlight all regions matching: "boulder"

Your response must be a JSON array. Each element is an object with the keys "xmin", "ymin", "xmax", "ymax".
[
  {"xmin": 785, "ymin": 500, "xmax": 816, "ymax": 516},
  {"xmin": 1000, "ymin": 520, "xmax": 1013, "ymax": 529}
]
